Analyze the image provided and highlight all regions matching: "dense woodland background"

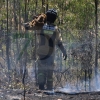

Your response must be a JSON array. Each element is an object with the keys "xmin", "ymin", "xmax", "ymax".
[{"xmin": 0, "ymin": 0, "xmax": 100, "ymax": 92}]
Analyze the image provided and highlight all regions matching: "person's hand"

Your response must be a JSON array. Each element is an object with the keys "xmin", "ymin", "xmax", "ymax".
[{"xmin": 63, "ymin": 54, "xmax": 67, "ymax": 60}]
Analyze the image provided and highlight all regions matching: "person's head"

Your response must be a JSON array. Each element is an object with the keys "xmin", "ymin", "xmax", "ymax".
[{"xmin": 46, "ymin": 9, "xmax": 57, "ymax": 23}]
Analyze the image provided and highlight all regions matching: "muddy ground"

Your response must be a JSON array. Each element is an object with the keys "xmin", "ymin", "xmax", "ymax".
[
  {"xmin": 0, "ymin": 88, "xmax": 100, "ymax": 100},
  {"xmin": 0, "ymin": 66, "xmax": 100, "ymax": 100}
]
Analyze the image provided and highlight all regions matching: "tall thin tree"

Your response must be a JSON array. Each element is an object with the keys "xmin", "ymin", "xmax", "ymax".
[
  {"xmin": 46, "ymin": 0, "xmax": 48, "ymax": 12},
  {"xmin": 42, "ymin": 0, "xmax": 45, "ymax": 13},
  {"xmin": 6, "ymin": 0, "xmax": 10, "ymax": 72},
  {"xmin": 94, "ymin": 0, "xmax": 98, "ymax": 88}
]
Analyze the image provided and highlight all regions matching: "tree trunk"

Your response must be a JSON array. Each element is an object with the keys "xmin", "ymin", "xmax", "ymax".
[
  {"xmin": 94, "ymin": 0, "xmax": 98, "ymax": 88},
  {"xmin": 6, "ymin": 0, "xmax": 10, "ymax": 70},
  {"xmin": 42, "ymin": 0, "xmax": 45, "ymax": 13}
]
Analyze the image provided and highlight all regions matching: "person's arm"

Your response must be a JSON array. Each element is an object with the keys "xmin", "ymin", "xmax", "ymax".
[{"xmin": 55, "ymin": 28, "xmax": 67, "ymax": 60}]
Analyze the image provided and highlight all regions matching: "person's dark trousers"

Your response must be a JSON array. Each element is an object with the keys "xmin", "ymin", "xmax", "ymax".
[
  {"xmin": 37, "ymin": 55, "xmax": 54, "ymax": 90},
  {"xmin": 37, "ymin": 64, "xmax": 46, "ymax": 90},
  {"xmin": 47, "ymin": 68, "xmax": 53, "ymax": 90}
]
